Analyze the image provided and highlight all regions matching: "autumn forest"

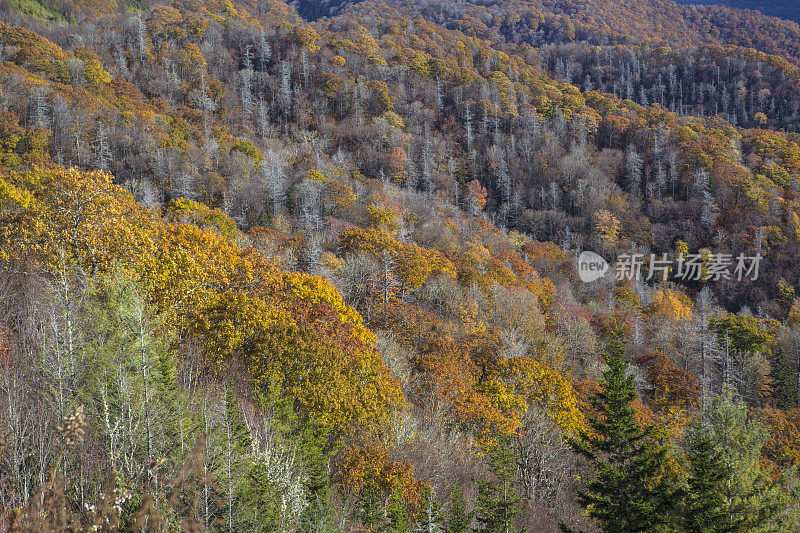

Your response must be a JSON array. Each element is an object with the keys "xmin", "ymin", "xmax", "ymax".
[{"xmin": 1, "ymin": 0, "xmax": 800, "ymax": 531}]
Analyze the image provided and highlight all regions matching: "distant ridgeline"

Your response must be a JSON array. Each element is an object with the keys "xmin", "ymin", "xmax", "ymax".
[
  {"xmin": 677, "ymin": 0, "xmax": 800, "ymax": 23},
  {"xmin": 290, "ymin": 0, "xmax": 359, "ymax": 20}
]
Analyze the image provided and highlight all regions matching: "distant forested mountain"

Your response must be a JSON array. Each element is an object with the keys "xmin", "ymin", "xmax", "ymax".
[
  {"xmin": 677, "ymin": 0, "xmax": 800, "ymax": 22},
  {"xmin": 4, "ymin": 0, "xmax": 800, "ymax": 531},
  {"xmin": 289, "ymin": 0, "xmax": 355, "ymax": 20}
]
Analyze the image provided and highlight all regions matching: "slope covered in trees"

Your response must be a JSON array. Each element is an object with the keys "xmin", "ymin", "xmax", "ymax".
[
  {"xmin": 2, "ymin": 0, "xmax": 800, "ymax": 530},
  {"xmin": 331, "ymin": 0, "xmax": 800, "ymax": 68},
  {"xmin": 677, "ymin": 0, "xmax": 800, "ymax": 24}
]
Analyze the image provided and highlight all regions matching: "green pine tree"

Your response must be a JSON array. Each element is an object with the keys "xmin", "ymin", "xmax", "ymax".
[
  {"xmin": 385, "ymin": 488, "xmax": 411, "ymax": 533},
  {"xmin": 446, "ymin": 481, "xmax": 472, "ymax": 533},
  {"xmin": 360, "ymin": 469, "xmax": 385, "ymax": 531},
  {"xmin": 561, "ymin": 330, "xmax": 678, "ymax": 533},
  {"xmin": 237, "ymin": 458, "xmax": 282, "ymax": 532},
  {"xmin": 218, "ymin": 384, "xmax": 252, "ymax": 532},
  {"xmin": 682, "ymin": 423, "xmax": 739, "ymax": 532},
  {"xmin": 702, "ymin": 387, "xmax": 798, "ymax": 532},
  {"xmin": 260, "ymin": 373, "xmax": 337, "ymax": 532},
  {"xmin": 153, "ymin": 346, "xmax": 186, "ymax": 457},
  {"xmin": 82, "ymin": 271, "xmax": 189, "ymax": 484},
  {"xmin": 770, "ymin": 347, "xmax": 799, "ymax": 408},
  {"xmin": 298, "ymin": 421, "xmax": 331, "ymax": 502},
  {"xmin": 473, "ymin": 435, "xmax": 523, "ymax": 533},
  {"xmin": 416, "ymin": 484, "xmax": 443, "ymax": 533}
]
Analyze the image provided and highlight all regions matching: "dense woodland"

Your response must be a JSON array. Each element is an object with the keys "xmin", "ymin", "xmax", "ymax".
[
  {"xmin": 676, "ymin": 1, "xmax": 800, "ymax": 23},
  {"xmin": 3, "ymin": 0, "xmax": 800, "ymax": 531}
]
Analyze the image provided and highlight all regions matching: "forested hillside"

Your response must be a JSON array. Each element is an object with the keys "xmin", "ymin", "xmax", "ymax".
[
  {"xmin": 2, "ymin": 0, "xmax": 800, "ymax": 531},
  {"xmin": 677, "ymin": 0, "xmax": 800, "ymax": 24}
]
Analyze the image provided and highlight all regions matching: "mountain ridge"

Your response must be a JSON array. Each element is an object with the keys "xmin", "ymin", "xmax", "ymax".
[{"xmin": 2, "ymin": 0, "xmax": 800, "ymax": 530}]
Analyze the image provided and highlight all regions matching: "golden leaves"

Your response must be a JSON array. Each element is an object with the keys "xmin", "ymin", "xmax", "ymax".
[
  {"xmin": 282, "ymin": 271, "xmax": 376, "ymax": 346},
  {"xmin": 648, "ymin": 288, "xmax": 693, "ymax": 321},
  {"xmin": 163, "ymin": 197, "xmax": 238, "ymax": 240},
  {"xmin": 3, "ymin": 167, "xmax": 404, "ymax": 437},
  {"xmin": 593, "ymin": 209, "xmax": 621, "ymax": 248},
  {"xmin": 0, "ymin": 167, "xmax": 151, "ymax": 272}
]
